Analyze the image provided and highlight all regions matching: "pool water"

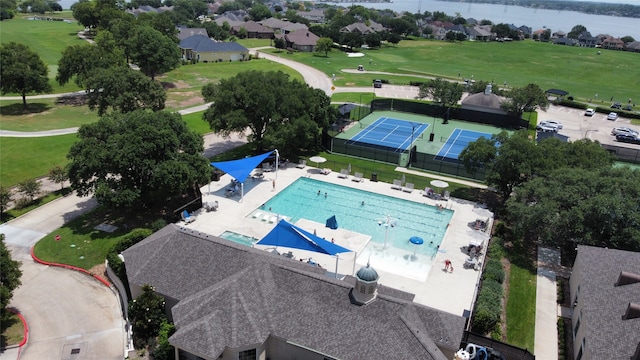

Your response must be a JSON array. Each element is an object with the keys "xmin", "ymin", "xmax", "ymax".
[
  {"xmin": 220, "ymin": 231, "xmax": 258, "ymax": 247},
  {"xmin": 260, "ymin": 178, "xmax": 452, "ymax": 258}
]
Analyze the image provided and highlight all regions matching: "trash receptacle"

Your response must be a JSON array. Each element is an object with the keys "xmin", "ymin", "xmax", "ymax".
[
  {"xmin": 429, "ymin": 133, "xmax": 435, "ymax": 142},
  {"xmin": 371, "ymin": 173, "xmax": 378, "ymax": 182}
]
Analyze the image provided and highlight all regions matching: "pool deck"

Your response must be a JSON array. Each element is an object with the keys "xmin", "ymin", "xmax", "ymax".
[{"xmin": 187, "ymin": 164, "xmax": 492, "ymax": 319}]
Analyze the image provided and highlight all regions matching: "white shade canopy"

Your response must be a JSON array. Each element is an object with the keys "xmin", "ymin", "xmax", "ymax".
[{"xmin": 430, "ymin": 180, "xmax": 449, "ymax": 188}]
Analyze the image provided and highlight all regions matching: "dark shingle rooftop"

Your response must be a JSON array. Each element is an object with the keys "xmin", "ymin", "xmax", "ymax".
[
  {"xmin": 178, "ymin": 35, "xmax": 248, "ymax": 53},
  {"xmin": 574, "ymin": 245, "xmax": 640, "ymax": 360},
  {"xmin": 123, "ymin": 225, "xmax": 465, "ymax": 360}
]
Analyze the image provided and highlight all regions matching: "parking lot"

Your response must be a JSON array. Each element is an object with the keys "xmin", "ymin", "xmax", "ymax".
[{"xmin": 537, "ymin": 105, "xmax": 639, "ymax": 148}]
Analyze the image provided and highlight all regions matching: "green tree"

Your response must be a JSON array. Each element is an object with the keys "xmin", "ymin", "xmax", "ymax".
[
  {"xmin": 386, "ymin": 32, "xmax": 401, "ymax": 46},
  {"xmin": 67, "ymin": 110, "xmax": 209, "ymax": 208},
  {"xmin": 0, "ymin": 235, "xmax": 22, "ymax": 322},
  {"xmin": 0, "ymin": 42, "xmax": 52, "ymax": 110},
  {"xmin": 202, "ymin": 70, "xmax": 334, "ymax": 156},
  {"xmin": 0, "ymin": 0, "xmax": 17, "ymax": 20},
  {"xmin": 71, "ymin": 0, "xmax": 99, "ymax": 29},
  {"xmin": 201, "ymin": 83, "xmax": 216, "ymax": 102},
  {"xmin": 506, "ymin": 167, "xmax": 640, "ymax": 253},
  {"xmin": 248, "ymin": 2, "xmax": 270, "ymax": 21},
  {"xmin": 501, "ymin": 83, "xmax": 549, "ymax": 116},
  {"xmin": 84, "ymin": 67, "xmax": 166, "ymax": 115},
  {"xmin": 128, "ymin": 284, "xmax": 167, "ymax": 347},
  {"xmin": 48, "ymin": 165, "xmax": 68, "ymax": 191},
  {"xmin": 315, "ymin": 37, "xmax": 333, "ymax": 57},
  {"xmin": 620, "ymin": 36, "xmax": 635, "ymax": 44},
  {"xmin": 17, "ymin": 178, "xmax": 41, "ymax": 202},
  {"xmin": 568, "ymin": 24, "xmax": 587, "ymax": 39},
  {"xmin": 273, "ymin": 37, "xmax": 286, "ymax": 49},
  {"xmin": 56, "ymin": 31, "xmax": 127, "ymax": 87},
  {"xmin": 418, "ymin": 77, "xmax": 464, "ymax": 109},
  {"xmin": 151, "ymin": 320, "xmax": 176, "ymax": 360},
  {"xmin": 0, "ymin": 186, "xmax": 11, "ymax": 218},
  {"xmin": 364, "ymin": 32, "xmax": 381, "ymax": 48},
  {"xmin": 129, "ymin": 26, "xmax": 181, "ymax": 80}
]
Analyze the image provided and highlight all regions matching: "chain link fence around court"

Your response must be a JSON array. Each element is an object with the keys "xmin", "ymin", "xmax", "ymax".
[{"xmin": 601, "ymin": 143, "xmax": 640, "ymax": 164}]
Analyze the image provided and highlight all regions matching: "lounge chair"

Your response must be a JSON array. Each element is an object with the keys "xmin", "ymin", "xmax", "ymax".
[
  {"xmin": 267, "ymin": 215, "xmax": 277, "ymax": 223},
  {"xmin": 352, "ymin": 172, "xmax": 364, "ymax": 182},
  {"xmin": 252, "ymin": 211, "xmax": 263, "ymax": 219},
  {"xmin": 337, "ymin": 169, "xmax": 349, "ymax": 179},
  {"xmin": 423, "ymin": 187, "xmax": 434, "ymax": 197},
  {"xmin": 402, "ymin": 183, "xmax": 415, "ymax": 193},
  {"xmin": 321, "ymin": 168, "xmax": 331, "ymax": 175},
  {"xmin": 443, "ymin": 190, "xmax": 450, "ymax": 200},
  {"xmin": 181, "ymin": 210, "xmax": 195, "ymax": 224},
  {"xmin": 296, "ymin": 159, "xmax": 306, "ymax": 169},
  {"xmin": 262, "ymin": 163, "xmax": 272, "ymax": 172},
  {"xmin": 262, "ymin": 214, "xmax": 270, "ymax": 222},
  {"xmin": 391, "ymin": 179, "xmax": 403, "ymax": 190}
]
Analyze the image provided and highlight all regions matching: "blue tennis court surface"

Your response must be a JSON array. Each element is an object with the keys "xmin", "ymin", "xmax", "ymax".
[
  {"xmin": 435, "ymin": 129, "xmax": 493, "ymax": 160},
  {"xmin": 348, "ymin": 117, "xmax": 429, "ymax": 152}
]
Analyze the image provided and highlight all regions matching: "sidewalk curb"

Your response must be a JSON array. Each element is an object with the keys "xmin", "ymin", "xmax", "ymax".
[
  {"xmin": 2, "ymin": 308, "xmax": 28, "ymax": 356},
  {"xmin": 30, "ymin": 247, "xmax": 111, "ymax": 288}
]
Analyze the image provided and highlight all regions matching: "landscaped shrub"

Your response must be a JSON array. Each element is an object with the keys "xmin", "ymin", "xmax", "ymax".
[
  {"xmin": 151, "ymin": 219, "xmax": 167, "ymax": 232},
  {"xmin": 152, "ymin": 320, "xmax": 176, "ymax": 360},
  {"xmin": 483, "ymin": 258, "xmax": 505, "ymax": 284}
]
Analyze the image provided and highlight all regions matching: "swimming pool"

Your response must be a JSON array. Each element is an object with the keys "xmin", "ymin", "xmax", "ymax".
[
  {"xmin": 220, "ymin": 231, "xmax": 258, "ymax": 247},
  {"xmin": 259, "ymin": 178, "xmax": 453, "ymax": 258}
]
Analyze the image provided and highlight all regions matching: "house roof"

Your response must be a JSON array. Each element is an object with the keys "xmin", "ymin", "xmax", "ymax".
[
  {"xmin": 179, "ymin": 35, "xmax": 248, "ymax": 53},
  {"xmin": 573, "ymin": 245, "xmax": 640, "ymax": 360},
  {"xmin": 259, "ymin": 17, "xmax": 291, "ymax": 29},
  {"xmin": 177, "ymin": 27, "xmax": 208, "ymax": 40},
  {"xmin": 233, "ymin": 21, "xmax": 274, "ymax": 34},
  {"xmin": 285, "ymin": 29, "xmax": 319, "ymax": 46},
  {"xmin": 626, "ymin": 41, "xmax": 640, "ymax": 50},
  {"xmin": 123, "ymin": 225, "xmax": 465, "ymax": 360},
  {"xmin": 461, "ymin": 92, "xmax": 503, "ymax": 109}
]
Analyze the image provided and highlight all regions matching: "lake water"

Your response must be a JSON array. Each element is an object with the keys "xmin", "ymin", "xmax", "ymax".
[{"xmin": 324, "ymin": 0, "xmax": 640, "ymax": 39}]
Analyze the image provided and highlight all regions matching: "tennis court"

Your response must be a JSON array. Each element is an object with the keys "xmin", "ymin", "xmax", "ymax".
[
  {"xmin": 435, "ymin": 129, "xmax": 493, "ymax": 161},
  {"xmin": 348, "ymin": 117, "xmax": 429, "ymax": 152}
]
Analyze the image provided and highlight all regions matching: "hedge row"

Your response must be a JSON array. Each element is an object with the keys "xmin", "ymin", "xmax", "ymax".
[
  {"xmin": 558, "ymin": 99, "xmax": 640, "ymax": 120},
  {"xmin": 106, "ymin": 228, "xmax": 153, "ymax": 287},
  {"xmin": 471, "ymin": 236, "xmax": 506, "ymax": 335}
]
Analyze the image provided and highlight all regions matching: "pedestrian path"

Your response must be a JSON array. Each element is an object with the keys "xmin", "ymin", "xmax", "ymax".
[{"xmin": 535, "ymin": 247, "xmax": 560, "ymax": 360}]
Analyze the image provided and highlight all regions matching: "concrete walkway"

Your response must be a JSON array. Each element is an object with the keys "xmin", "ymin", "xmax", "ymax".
[{"xmin": 534, "ymin": 247, "xmax": 561, "ymax": 360}]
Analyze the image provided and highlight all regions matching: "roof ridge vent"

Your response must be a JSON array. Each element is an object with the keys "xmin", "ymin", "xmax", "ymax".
[
  {"xmin": 615, "ymin": 271, "xmax": 640, "ymax": 286},
  {"xmin": 622, "ymin": 303, "xmax": 640, "ymax": 320}
]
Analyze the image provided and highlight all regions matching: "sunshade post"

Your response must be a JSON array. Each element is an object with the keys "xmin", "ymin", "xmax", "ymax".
[{"xmin": 274, "ymin": 149, "xmax": 279, "ymax": 180}]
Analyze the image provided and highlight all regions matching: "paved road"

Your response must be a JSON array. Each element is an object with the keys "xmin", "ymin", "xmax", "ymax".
[{"xmin": 0, "ymin": 194, "xmax": 126, "ymax": 360}]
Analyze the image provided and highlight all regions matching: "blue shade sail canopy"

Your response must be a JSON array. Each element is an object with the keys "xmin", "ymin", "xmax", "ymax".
[
  {"xmin": 326, "ymin": 215, "xmax": 338, "ymax": 230},
  {"xmin": 409, "ymin": 236, "xmax": 424, "ymax": 245},
  {"xmin": 257, "ymin": 220, "xmax": 351, "ymax": 255},
  {"xmin": 210, "ymin": 151, "xmax": 274, "ymax": 183}
]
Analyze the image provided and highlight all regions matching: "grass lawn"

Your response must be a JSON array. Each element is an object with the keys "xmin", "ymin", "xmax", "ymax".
[
  {"xmin": 265, "ymin": 40, "xmax": 638, "ymax": 101},
  {"xmin": 1, "ymin": 189, "xmax": 69, "ymax": 223},
  {"xmin": 0, "ymin": 98, "xmax": 99, "ymax": 131},
  {"xmin": 0, "ymin": 313, "xmax": 25, "ymax": 348},
  {"xmin": 181, "ymin": 111, "xmax": 211, "ymax": 135},
  {"xmin": 506, "ymin": 255, "xmax": 537, "ymax": 350},
  {"xmin": 1, "ymin": 15, "xmax": 85, "ymax": 94},
  {"xmin": 32, "ymin": 206, "xmax": 138, "ymax": 269},
  {"xmin": 0, "ymin": 134, "xmax": 77, "ymax": 187}
]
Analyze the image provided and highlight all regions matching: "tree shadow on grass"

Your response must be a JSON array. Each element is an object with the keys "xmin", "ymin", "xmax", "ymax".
[
  {"xmin": 56, "ymin": 94, "xmax": 87, "ymax": 106},
  {"xmin": 0, "ymin": 102, "xmax": 50, "ymax": 116},
  {"xmin": 161, "ymin": 82, "xmax": 177, "ymax": 90}
]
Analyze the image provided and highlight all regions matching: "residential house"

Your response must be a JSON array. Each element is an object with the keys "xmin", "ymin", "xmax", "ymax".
[
  {"xmin": 570, "ymin": 245, "xmax": 640, "ymax": 360},
  {"xmin": 179, "ymin": 35, "xmax": 249, "ymax": 62},
  {"xmin": 213, "ymin": 14, "xmax": 243, "ymax": 27},
  {"xmin": 122, "ymin": 225, "xmax": 466, "ymax": 360},
  {"xmin": 601, "ymin": 37, "xmax": 625, "ymax": 50},
  {"xmin": 296, "ymin": 8, "xmax": 325, "ymax": 23},
  {"xmin": 518, "ymin": 25, "xmax": 532, "ymax": 37},
  {"xmin": 461, "ymin": 84, "xmax": 507, "ymax": 115},
  {"xmin": 426, "ymin": 24, "xmax": 446, "ymax": 40},
  {"xmin": 577, "ymin": 31, "xmax": 598, "ymax": 47},
  {"xmin": 206, "ymin": 2, "xmax": 221, "ymax": 15},
  {"xmin": 275, "ymin": 29, "xmax": 319, "ymax": 52},
  {"xmin": 341, "ymin": 22, "xmax": 376, "ymax": 35},
  {"xmin": 552, "ymin": 30, "xmax": 566, "ymax": 38},
  {"xmin": 258, "ymin": 17, "xmax": 291, "ymax": 32},
  {"xmin": 626, "ymin": 41, "xmax": 640, "ymax": 52},
  {"xmin": 553, "ymin": 37, "xmax": 576, "ymax": 46},
  {"xmin": 467, "ymin": 25, "xmax": 494, "ymax": 41},
  {"xmin": 232, "ymin": 21, "xmax": 274, "ymax": 39}
]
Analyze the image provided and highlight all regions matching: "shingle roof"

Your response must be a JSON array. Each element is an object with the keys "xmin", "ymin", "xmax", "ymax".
[
  {"xmin": 285, "ymin": 30, "xmax": 319, "ymax": 46},
  {"xmin": 573, "ymin": 245, "xmax": 640, "ymax": 360},
  {"xmin": 179, "ymin": 35, "xmax": 248, "ymax": 53},
  {"xmin": 177, "ymin": 27, "xmax": 207, "ymax": 40},
  {"xmin": 461, "ymin": 92, "xmax": 504, "ymax": 109},
  {"xmin": 124, "ymin": 225, "xmax": 465, "ymax": 360}
]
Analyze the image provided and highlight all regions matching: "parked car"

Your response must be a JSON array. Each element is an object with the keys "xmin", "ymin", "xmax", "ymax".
[
  {"xmin": 615, "ymin": 134, "xmax": 640, "ymax": 144},
  {"xmin": 538, "ymin": 120, "xmax": 563, "ymax": 130},
  {"xmin": 373, "ymin": 79, "xmax": 382, "ymax": 88},
  {"xmin": 536, "ymin": 124, "xmax": 558, "ymax": 133},
  {"xmin": 607, "ymin": 112, "xmax": 619, "ymax": 120},
  {"xmin": 584, "ymin": 108, "xmax": 595, "ymax": 116},
  {"xmin": 611, "ymin": 127, "xmax": 639, "ymax": 136},
  {"xmin": 623, "ymin": 104, "xmax": 633, "ymax": 111},
  {"xmin": 611, "ymin": 102, "xmax": 622, "ymax": 109}
]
